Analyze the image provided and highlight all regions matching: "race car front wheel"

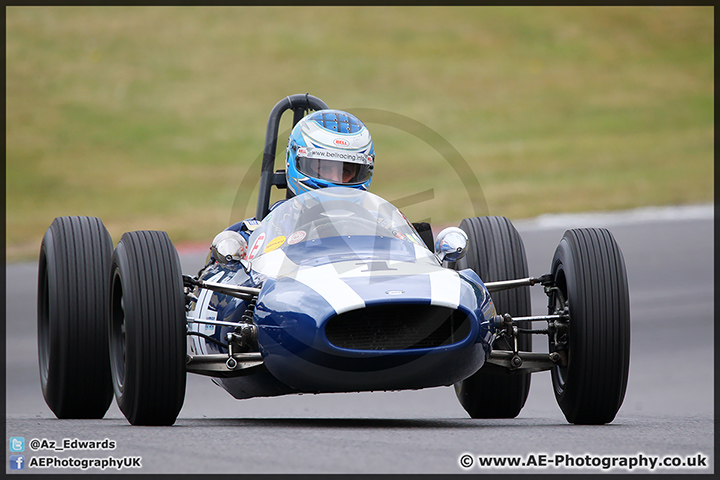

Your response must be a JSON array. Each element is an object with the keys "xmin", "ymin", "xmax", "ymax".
[
  {"xmin": 451, "ymin": 216, "xmax": 532, "ymax": 419},
  {"xmin": 109, "ymin": 230, "xmax": 187, "ymax": 426},
  {"xmin": 38, "ymin": 216, "xmax": 114, "ymax": 418},
  {"xmin": 548, "ymin": 228, "xmax": 630, "ymax": 424}
]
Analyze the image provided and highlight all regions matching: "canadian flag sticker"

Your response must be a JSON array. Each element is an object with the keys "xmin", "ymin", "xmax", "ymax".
[{"xmin": 247, "ymin": 233, "xmax": 266, "ymax": 259}]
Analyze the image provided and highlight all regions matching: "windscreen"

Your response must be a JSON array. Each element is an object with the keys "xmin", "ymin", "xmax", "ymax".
[{"xmin": 246, "ymin": 187, "xmax": 430, "ymax": 264}]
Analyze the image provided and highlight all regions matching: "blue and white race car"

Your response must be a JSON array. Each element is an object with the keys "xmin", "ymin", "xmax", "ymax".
[{"xmin": 37, "ymin": 95, "xmax": 630, "ymax": 426}]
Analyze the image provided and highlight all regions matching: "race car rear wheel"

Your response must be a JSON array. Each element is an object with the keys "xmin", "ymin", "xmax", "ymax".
[
  {"xmin": 451, "ymin": 216, "xmax": 532, "ymax": 418},
  {"xmin": 109, "ymin": 230, "xmax": 186, "ymax": 426},
  {"xmin": 549, "ymin": 228, "xmax": 630, "ymax": 424},
  {"xmin": 37, "ymin": 216, "xmax": 114, "ymax": 418}
]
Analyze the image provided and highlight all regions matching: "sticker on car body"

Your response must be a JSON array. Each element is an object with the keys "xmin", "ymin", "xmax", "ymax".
[
  {"xmin": 287, "ymin": 230, "xmax": 307, "ymax": 245},
  {"xmin": 247, "ymin": 233, "xmax": 266, "ymax": 260},
  {"xmin": 264, "ymin": 236, "xmax": 286, "ymax": 253}
]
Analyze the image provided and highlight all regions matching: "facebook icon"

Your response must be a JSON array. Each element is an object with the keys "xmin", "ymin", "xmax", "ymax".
[{"xmin": 10, "ymin": 455, "xmax": 25, "ymax": 470}]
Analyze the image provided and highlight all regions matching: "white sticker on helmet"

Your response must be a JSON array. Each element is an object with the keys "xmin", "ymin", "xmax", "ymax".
[{"xmin": 300, "ymin": 147, "xmax": 372, "ymax": 165}]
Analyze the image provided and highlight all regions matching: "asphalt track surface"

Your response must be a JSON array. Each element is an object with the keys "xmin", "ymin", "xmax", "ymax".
[{"xmin": 5, "ymin": 206, "xmax": 714, "ymax": 474}]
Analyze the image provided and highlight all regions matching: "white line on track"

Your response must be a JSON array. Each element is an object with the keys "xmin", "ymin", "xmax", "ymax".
[{"xmin": 512, "ymin": 203, "xmax": 713, "ymax": 231}]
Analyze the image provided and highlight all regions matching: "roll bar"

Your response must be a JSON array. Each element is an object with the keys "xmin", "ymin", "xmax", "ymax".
[{"xmin": 256, "ymin": 94, "xmax": 329, "ymax": 220}]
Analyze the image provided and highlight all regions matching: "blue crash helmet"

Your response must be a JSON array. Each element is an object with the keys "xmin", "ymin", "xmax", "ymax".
[{"xmin": 285, "ymin": 109, "xmax": 374, "ymax": 196}]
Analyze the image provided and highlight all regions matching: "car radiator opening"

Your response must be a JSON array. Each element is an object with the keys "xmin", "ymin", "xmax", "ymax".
[{"xmin": 324, "ymin": 304, "xmax": 471, "ymax": 350}]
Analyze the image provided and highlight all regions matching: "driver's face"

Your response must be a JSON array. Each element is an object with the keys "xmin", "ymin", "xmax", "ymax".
[{"xmin": 316, "ymin": 161, "xmax": 358, "ymax": 183}]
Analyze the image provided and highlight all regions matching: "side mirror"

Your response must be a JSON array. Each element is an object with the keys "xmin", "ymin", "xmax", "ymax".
[
  {"xmin": 211, "ymin": 231, "xmax": 248, "ymax": 264},
  {"xmin": 434, "ymin": 227, "xmax": 468, "ymax": 263}
]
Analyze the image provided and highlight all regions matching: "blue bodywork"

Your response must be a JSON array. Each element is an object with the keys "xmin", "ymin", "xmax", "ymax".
[{"xmin": 187, "ymin": 188, "xmax": 497, "ymax": 399}]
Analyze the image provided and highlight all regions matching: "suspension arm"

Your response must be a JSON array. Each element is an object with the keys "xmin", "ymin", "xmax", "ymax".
[
  {"xmin": 484, "ymin": 273, "xmax": 554, "ymax": 293},
  {"xmin": 183, "ymin": 275, "xmax": 261, "ymax": 301}
]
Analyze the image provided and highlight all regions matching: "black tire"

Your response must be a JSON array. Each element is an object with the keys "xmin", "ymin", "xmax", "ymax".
[
  {"xmin": 451, "ymin": 216, "xmax": 532, "ymax": 418},
  {"xmin": 109, "ymin": 230, "xmax": 187, "ymax": 426},
  {"xmin": 549, "ymin": 228, "xmax": 630, "ymax": 424},
  {"xmin": 37, "ymin": 216, "xmax": 114, "ymax": 418}
]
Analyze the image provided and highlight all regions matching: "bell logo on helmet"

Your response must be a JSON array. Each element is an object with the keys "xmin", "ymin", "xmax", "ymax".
[{"xmin": 334, "ymin": 138, "xmax": 350, "ymax": 147}]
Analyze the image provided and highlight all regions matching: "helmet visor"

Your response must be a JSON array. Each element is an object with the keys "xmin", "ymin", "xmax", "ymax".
[{"xmin": 296, "ymin": 148, "xmax": 372, "ymax": 185}]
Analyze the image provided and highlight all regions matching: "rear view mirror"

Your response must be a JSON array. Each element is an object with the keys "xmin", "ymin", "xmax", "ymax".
[{"xmin": 434, "ymin": 227, "xmax": 468, "ymax": 263}]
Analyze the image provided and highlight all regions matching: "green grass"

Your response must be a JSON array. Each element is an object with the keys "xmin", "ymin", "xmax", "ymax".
[{"xmin": 6, "ymin": 6, "xmax": 714, "ymax": 261}]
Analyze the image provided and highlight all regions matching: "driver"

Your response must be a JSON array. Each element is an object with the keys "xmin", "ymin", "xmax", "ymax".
[
  {"xmin": 301, "ymin": 157, "xmax": 360, "ymax": 185},
  {"xmin": 285, "ymin": 109, "xmax": 374, "ymax": 195},
  {"xmin": 213, "ymin": 109, "xmax": 376, "ymax": 258}
]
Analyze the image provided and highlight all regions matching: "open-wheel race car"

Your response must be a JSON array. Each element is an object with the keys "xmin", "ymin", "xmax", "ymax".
[{"xmin": 37, "ymin": 94, "xmax": 630, "ymax": 426}]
